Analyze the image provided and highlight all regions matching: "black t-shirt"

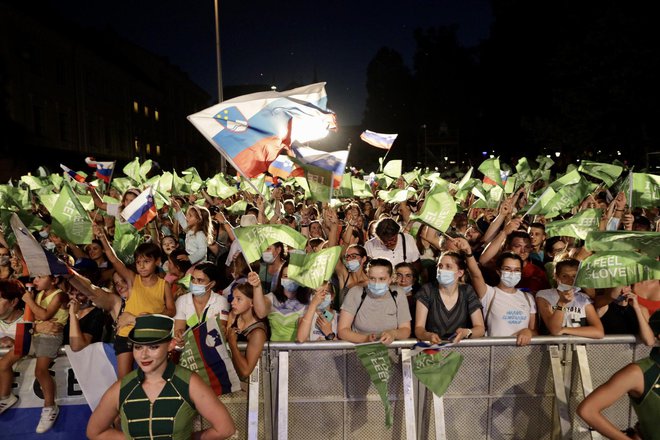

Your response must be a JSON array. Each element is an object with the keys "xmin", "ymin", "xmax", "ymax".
[
  {"xmin": 600, "ymin": 302, "xmax": 640, "ymax": 335},
  {"xmin": 415, "ymin": 283, "xmax": 482, "ymax": 339},
  {"xmin": 63, "ymin": 307, "xmax": 106, "ymax": 345}
]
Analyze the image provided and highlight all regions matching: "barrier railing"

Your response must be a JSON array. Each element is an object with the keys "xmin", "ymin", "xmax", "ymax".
[{"xmin": 2, "ymin": 336, "xmax": 654, "ymax": 440}]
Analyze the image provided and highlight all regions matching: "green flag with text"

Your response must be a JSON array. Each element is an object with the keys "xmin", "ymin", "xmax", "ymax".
[
  {"xmin": 575, "ymin": 251, "xmax": 660, "ymax": 289},
  {"xmin": 411, "ymin": 189, "xmax": 456, "ymax": 233},
  {"xmin": 544, "ymin": 209, "xmax": 602, "ymax": 240},
  {"xmin": 578, "ymin": 161, "xmax": 623, "ymax": 187},
  {"xmin": 234, "ymin": 224, "xmax": 307, "ymax": 263},
  {"xmin": 288, "ymin": 246, "xmax": 342, "ymax": 289},
  {"xmin": 585, "ymin": 231, "xmax": 660, "ymax": 258},
  {"xmin": 49, "ymin": 181, "xmax": 93, "ymax": 244},
  {"xmin": 355, "ymin": 343, "xmax": 392, "ymax": 428},
  {"xmin": 412, "ymin": 350, "xmax": 463, "ymax": 398}
]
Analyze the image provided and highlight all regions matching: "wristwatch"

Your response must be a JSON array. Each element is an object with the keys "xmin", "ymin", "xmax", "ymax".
[
  {"xmin": 465, "ymin": 329, "xmax": 473, "ymax": 339},
  {"xmin": 325, "ymin": 332, "xmax": 336, "ymax": 341},
  {"xmin": 552, "ymin": 305, "xmax": 566, "ymax": 311}
]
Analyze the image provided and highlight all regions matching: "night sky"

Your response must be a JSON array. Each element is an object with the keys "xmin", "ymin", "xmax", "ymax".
[{"xmin": 45, "ymin": 0, "xmax": 492, "ymax": 126}]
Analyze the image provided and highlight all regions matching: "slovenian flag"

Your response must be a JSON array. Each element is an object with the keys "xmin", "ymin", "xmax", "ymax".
[
  {"xmin": 13, "ymin": 307, "xmax": 33, "ymax": 357},
  {"xmin": 179, "ymin": 315, "xmax": 241, "ymax": 395},
  {"xmin": 360, "ymin": 130, "xmax": 398, "ymax": 150},
  {"xmin": 187, "ymin": 82, "xmax": 336, "ymax": 178},
  {"xmin": 268, "ymin": 155, "xmax": 295, "ymax": 180},
  {"xmin": 60, "ymin": 164, "xmax": 88, "ymax": 186},
  {"xmin": 120, "ymin": 187, "xmax": 157, "ymax": 230},
  {"xmin": 65, "ymin": 343, "xmax": 118, "ymax": 410},
  {"xmin": 85, "ymin": 157, "xmax": 115, "ymax": 184},
  {"xmin": 290, "ymin": 143, "xmax": 349, "ymax": 188}
]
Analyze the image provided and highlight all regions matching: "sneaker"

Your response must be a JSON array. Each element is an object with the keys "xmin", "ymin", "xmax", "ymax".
[
  {"xmin": 0, "ymin": 394, "xmax": 18, "ymax": 414},
  {"xmin": 36, "ymin": 404, "xmax": 59, "ymax": 434}
]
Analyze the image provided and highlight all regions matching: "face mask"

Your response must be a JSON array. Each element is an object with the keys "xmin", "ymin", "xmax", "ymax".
[
  {"xmin": 557, "ymin": 282, "xmax": 580, "ymax": 293},
  {"xmin": 44, "ymin": 241, "xmax": 56, "ymax": 251},
  {"xmin": 189, "ymin": 282, "xmax": 209, "ymax": 296},
  {"xmin": 161, "ymin": 226, "xmax": 172, "ymax": 237},
  {"xmin": 436, "ymin": 269, "xmax": 457, "ymax": 287},
  {"xmin": 0, "ymin": 256, "xmax": 9, "ymax": 266},
  {"xmin": 39, "ymin": 230, "xmax": 49, "ymax": 239},
  {"xmin": 500, "ymin": 271, "xmax": 521, "ymax": 288},
  {"xmin": 402, "ymin": 285, "xmax": 413, "ymax": 293},
  {"xmin": 281, "ymin": 278, "xmax": 299, "ymax": 292},
  {"xmin": 317, "ymin": 294, "xmax": 332, "ymax": 311},
  {"xmin": 368, "ymin": 282, "xmax": 389, "ymax": 297},
  {"xmin": 345, "ymin": 260, "xmax": 361, "ymax": 272},
  {"xmin": 606, "ymin": 217, "xmax": 620, "ymax": 231},
  {"xmin": 262, "ymin": 251, "xmax": 275, "ymax": 264}
]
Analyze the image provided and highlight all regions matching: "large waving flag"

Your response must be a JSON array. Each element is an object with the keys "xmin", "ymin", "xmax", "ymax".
[
  {"xmin": 10, "ymin": 213, "xmax": 68, "ymax": 276},
  {"xmin": 290, "ymin": 144, "xmax": 349, "ymax": 185},
  {"xmin": 268, "ymin": 155, "xmax": 296, "ymax": 180},
  {"xmin": 120, "ymin": 187, "xmax": 157, "ymax": 230},
  {"xmin": 233, "ymin": 224, "xmax": 307, "ymax": 263},
  {"xmin": 85, "ymin": 157, "xmax": 116, "ymax": 184},
  {"xmin": 188, "ymin": 83, "xmax": 336, "ymax": 178},
  {"xmin": 65, "ymin": 343, "xmax": 118, "ymax": 409},
  {"xmin": 585, "ymin": 231, "xmax": 660, "ymax": 258},
  {"xmin": 575, "ymin": 251, "xmax": 660, "ymax": 288},
  {"xmin": 48, "ymin": 181, "xmax": 94, "ymax": 244},
  {"xmin": 360, "ymin": 130, "xmax": 397, "ymax": 150},
  {"xmin": 544, "ymin": 209, "xmax": 602, "ymax": 240},
  {"xmin": 179, "ymin": 315, "xmax": 241, "ymax": 395}
]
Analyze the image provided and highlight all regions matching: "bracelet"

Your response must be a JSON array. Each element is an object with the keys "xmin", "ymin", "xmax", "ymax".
[
  {"xmin": 552, "ymin": 305, "xmax": 565, "ymax": 311},
  {"xmin": 464, "ymin": 253, "xmax": 473, "ymax": 258}
]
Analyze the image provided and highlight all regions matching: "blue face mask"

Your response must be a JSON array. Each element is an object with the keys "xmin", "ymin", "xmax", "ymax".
[
  {"xmin": 500, "ymin": 271, "xmax": 522, "ymax": 288},
  {"xmin": 39, "ymin": 230, "xmax": 49, "ymax": 239},
  {"xmin": 436, "ymin": 269, "xmax": 457, "ymax": 287},
  {"xmin": 161, "ymin": 226, "xmax": 172, "ymax": 237},
  {"xmin": 317, "ymin": 293, "xmax": 332, "ymax": 311},
  {"xmin": 368, "ymin": 282, "xmax": 389, "ymax": 297},
  {"xmin": 281, "ymin": 278, "xmax": 299, "ymax": 292},
  {"xmin": 189, "ymin": 282, "xmax": 209, "ymax": 296},
  {"xmin": 345, "ymin": 260, "xmax": 361, "ymax": 272}
]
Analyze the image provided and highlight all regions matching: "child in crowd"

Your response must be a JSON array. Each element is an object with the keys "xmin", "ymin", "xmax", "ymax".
[
  {"xmin": 172, "ymin": 201, "xmax": 214, "ymax": 265},
  {"xmin": 0, "ymin": 279, "xmax": 26, "ymax": 415}
]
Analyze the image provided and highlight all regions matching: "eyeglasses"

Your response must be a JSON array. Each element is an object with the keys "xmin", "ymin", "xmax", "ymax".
[{"xmin": 345, "ymin": 253, "xmax": 362, "ymax": 260}]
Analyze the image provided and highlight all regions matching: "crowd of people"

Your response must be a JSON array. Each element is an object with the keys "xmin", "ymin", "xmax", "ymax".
[{"xmin": 0, "ymin": 160, "xmax": 658, "ymax": 438}]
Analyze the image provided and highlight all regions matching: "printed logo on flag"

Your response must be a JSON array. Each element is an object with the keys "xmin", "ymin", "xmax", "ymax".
[{"xmin": 214, "ymin": 107, "xmax": 248, "ymax": 133}]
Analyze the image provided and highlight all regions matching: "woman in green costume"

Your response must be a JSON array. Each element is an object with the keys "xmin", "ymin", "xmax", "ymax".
[{"xmin": 87, "ymin": 314, "xmax": 236, "ymax": 440}]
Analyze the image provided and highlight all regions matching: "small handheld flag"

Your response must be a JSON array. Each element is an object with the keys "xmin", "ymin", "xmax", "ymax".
[
  {"xmin": 85, "ymin": 157, "xmax": 116, "ymax": 184},
  {"xmin": 60, "ymin": 164, "xmax": 88, "ymax": 186},
  {"xmin": 360, "ymin": 130, "xmax": 398, "ymax": 150},
  {"xmin": 120, "ymin": 187, "xmax": 157, "ymax": 230}
]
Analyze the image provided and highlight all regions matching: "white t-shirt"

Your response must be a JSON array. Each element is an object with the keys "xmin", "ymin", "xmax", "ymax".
[
  {"xmin": 174, "ymin": 292, "xmax": 230, "ymax": 328},
  {"xmin": 364, "ymin": 232, "xmax": 420, "ymax": 266},
  {"xmin": 536, "ymin": 288, "xmax": 592, "ymax": 328},
  {"xmin": 482, "ymin": 285, "xmax": 537, "ymax": 336},
  {"xmin": 0, "ymin": 314, "xmax": 24, "ymax": 340}
]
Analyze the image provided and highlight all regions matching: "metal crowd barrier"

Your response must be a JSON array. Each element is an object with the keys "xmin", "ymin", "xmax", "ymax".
[{"xmin": 2, "ymin": 336, "xmax": 653, "ymax": 439}]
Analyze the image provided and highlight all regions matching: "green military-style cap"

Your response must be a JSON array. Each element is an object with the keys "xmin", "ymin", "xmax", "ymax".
[{"xmin": 128, "ymin": 314, "xmax": 174, "ymax": 345}]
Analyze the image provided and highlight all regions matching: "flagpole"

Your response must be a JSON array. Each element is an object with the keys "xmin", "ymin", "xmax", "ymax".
[{"xmin": 213, "ymin": 0, "xmax": 227, "ymax": 174}]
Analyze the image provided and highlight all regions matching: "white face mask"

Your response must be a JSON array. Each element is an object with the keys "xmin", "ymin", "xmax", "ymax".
[
  {"xmin": 500, "ymin": 271, "xmax": 521, "ymax": 288},
  {"xmin": 262, "ymin": 251, "xmax": 276, "ymax": 264}
]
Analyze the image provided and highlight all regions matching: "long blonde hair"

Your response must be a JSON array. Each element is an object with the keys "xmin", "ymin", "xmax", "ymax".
[{"xmin": 187, "ymin": 205, "xmax": 213, "ymax": 245}]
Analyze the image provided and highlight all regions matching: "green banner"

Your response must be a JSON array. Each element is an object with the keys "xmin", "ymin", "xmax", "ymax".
[
  {"xmin": 544, "ymin": 209, "xmax": 602, "ymax": 240},
  {"xmin": 234, "ymin": 224, "xmax": 307, "ymax": 263},
  {"xmin": 333, "ymin": 173, "xmax": 354, "ymax": 198},
  {"xmin": 226, "ymin": 200, "xmax": 247, "ymax": 216},
  {"xmin": 351, "ymin": 177, "xmax": 373, "ymax": 198},
  {"xmin": 585, "ymin": 231, "xmax": 660, "ymax": 258},
  {"xmin": 516, "ymin": 158, "xmax": 533, "ymax": 183},
  {"xmin": 49, "ymin": 181, "xmax": 93, "ymax": 244},
  {"xmin": 377, "ymin": 188, "xmax": 416, "ymax": 204},
  {"xmin": 578, "ymin": 161, "xmax": 623, "ymax": 187},
  {"xmin": 382, "ymin": 159, "xmax": 402, "ymax": 178},
  {"xmin": 112, "ymin": 220, "xmax": 141, "ymax": 264},
  {"xmin": 206, "ymin": 173, "xmax": 238, "ymax": 199},
  {"xmin": 631, "ymin": 173, "xmax": 660, "ymax": 208},
  {"xmin": 478, "ymin": 157, "xmax": 503, "ymax": 187},
  {"xmin": 288, "ymin": 246, "xmax": 342, "ymax": 289},
  {"xmin": 355, "ymin": 343, "xmax": 392, "ymax": 428},
  {"xmin": 412, "ymin": 351, "xmax": 463, "ymax": 398},
  {"xmin": 410, "ymin": 189, "xmax": 456, "ymax": 233},
  {"xmin": 575, "ymin": 251, "xmax": 660, "ymax": 289}
]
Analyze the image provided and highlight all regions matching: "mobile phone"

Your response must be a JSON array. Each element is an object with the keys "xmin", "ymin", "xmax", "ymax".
[
  {"xmin": 322, "ymin": 310, "xmax": 333, "ymax": 322},
  {"xmin": 614, "ymin": 294, "xmax": 626, "ymax": 303}
]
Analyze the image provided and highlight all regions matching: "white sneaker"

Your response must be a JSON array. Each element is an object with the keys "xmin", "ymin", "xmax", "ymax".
[
  {"xmin": 36, "ymin": 404, "xmax": 59, "ymax": 433},
  {"xmin": 0, "ymin": 394, "xmax": 18, "ymax": 414}
]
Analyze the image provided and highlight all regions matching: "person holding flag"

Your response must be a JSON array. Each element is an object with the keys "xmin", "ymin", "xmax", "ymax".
[
  {"xmin": 89, "ymin": 187, "xmax": 141, "ymax": 221},
  {"xmin": 87, "ymin": 314, "xmax": 236, "ymax": 439},
  {"xmin": 0, "ymin": 279, "xmax": 27, "ymax": 414}
]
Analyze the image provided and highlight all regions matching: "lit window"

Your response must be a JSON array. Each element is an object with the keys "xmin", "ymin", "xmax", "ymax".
[
  {"xmin": 156, "ymin": 145, "xmax": 161, "ymax": 155},
  {"xmin": 144, "ymin": 106, "xmax": 149, "ymax": 117},
  {"xmin": 134, "ymin": 138, "xmax": 139, "ymax": 152},
  {"xmin": 154, "ymin": 109, "xmax": 159, "ymax": 121},
  {"xmin": 133, "ymin": 101, "xmax": 138, "ymax": 113},
  {"xmin": 146, "ymin": 143, "xmax": 151, "ymax": 154}
]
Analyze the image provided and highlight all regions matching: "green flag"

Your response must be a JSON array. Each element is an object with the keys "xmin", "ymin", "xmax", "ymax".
[
  {"xmin": 355, "ymin": 343, "xmax": 392, "ymax": 428},
  {"xmin": 544, "ymin": 209, "xmax": 602, "ymax": 240},
  {"xmin": 457, "ymin": 167, "xmax": 473, "ymax": 190},
  {"xmin": 226, "ymin": 200, "xmax": 247, "ymax": 216},
  {"xmin": 112, "ymin": 220, "xmax": 141, "ymax": 264},
  {"xmin": 206, "ymin": 173, "xmax": 238, "ymax": 199},
  {"xmin": 0, "ymin": 209, "xmax": 46, "ymax": 247},
  {"xmin": 240, "ymin": 175, "xmax": 268, "ymax": 198},
  {"xmin": 333, "ymin": 173, "xmax": 354, "ymax": 198},
  {"xmin": 123, "ymin": 157, "xmax": 142, "ymax": 184},
  {"xmin": 535, "ymin": 155, "xmax": 554, "ymax": 171},
  {"xmin": 233, "ymin": 224, "xmax": 307, "ymax": 263},
  {"xmin": 20, "ymin": 175, "xmax": 49, "ymax": 190},
  {"xmin": 412, "ymin": 351, "xmax": 463, "ymax": 398},
  {"xmin": 524, "ymin": 187, "xmax": 557, "ymax": 216},
  {"xmin": 544, "ymin": 175, "xmax": 596, "ymax": 218},
  {"xmin": 351, "ymin": 177, "xmax": 373, "ymax": 198},
  {"xmin": 172, "ymin": 170, "xmax": 191, "ymax": 195},
  {"xmin": 402, "ymin": 169, "xmax": 421, "ymax": 186},
  {"xmin": 631, "ymin": 173, "xmax": 660, "ymax": 208},
  {"xmin": 382, "ymin": 160, "xmax": 402, "ymax": 179},
  {"xmin": 549, "ymin": 169, "xmax": 581, "ymax": 191},
  {"xmin": 575, "ymin": 251, "xmax": 660, "ymax": 289},
  {"xmin": 411, "ymin": 189, "xmax": 456, "ymax": 233},
  {"xmin": 288, "ymin": 246, "xmax": 342, "ymax": 288},
  {"xmin": 585, "ymin": 231, "xmax": 660, "ymax": 258},
  {"xmin": 578, "ymin": 161, "xmax": 623, "ymax": 187},
  {"xmin": 111, "ymin": 177, "xmax": 134, "ymax": 195},
  {"xmin": 181, "ymin": 167, "xmax": 203, "ymax": 193},
  {"xmin": 49, "ymin": 181, "xmax": 93, "ymax": 244},
  {"xmin": 478, "ymin": 157, "xmax": 503, "ymax": 187},
  {"xmin": 377, "ymin": 188, "xmax": 416, "ymax": 204},
  {"xmin": 290, "ymin": 161, "xmax": 334, "ymax": 202},
  {"xmin": 516, "ymin": 158, "xmax": 533, "ymax": 183}
]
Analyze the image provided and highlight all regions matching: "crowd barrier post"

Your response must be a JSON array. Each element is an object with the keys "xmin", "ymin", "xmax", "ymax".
[
  {"xmin": 400, "ymin": 348, "xmax": 417, "ymax": 440},
  {"xmin": 276, "ymin": 350, "xmax": 290, "ymax": 440},
  {"xmin": 261, "ymin": 348, "xmax": 274, "ymax": 440},
  {"xmin": 246, "ymin": 357, "xmax": 261, "ymax": 440},
  {"xmin": 573, "ymin": 344, "xmax": 603, "ymax": 440},
  {"xmin": 549, "ymin": 344, "xmax": 572, "ymax": 440}
]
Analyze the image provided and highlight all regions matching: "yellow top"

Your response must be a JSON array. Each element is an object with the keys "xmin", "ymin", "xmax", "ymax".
[
  {"xmin": 36, "ymin": 289, "xmax": 68, "ymax": 327},
  {"xmin": 118, "ymin": 275, "xmax": 167, "ymax": 337}
]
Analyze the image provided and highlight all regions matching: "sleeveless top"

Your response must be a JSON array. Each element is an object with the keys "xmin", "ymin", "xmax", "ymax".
[
  {"xmin": 636, "ymin": 296, "xmax": 660, "ymax": 315},
  {"xmin": 231, "ymin": 317, "xmax": 267, "ymax": 343},
  {"xmin": 119, "ymin": 276, "xmax": 167, "ymax": 337},
  {"xmin": 119, "ymin": 362, "xmax": 197, "ymax": 440},
  {"xmin": 630, "ymin": 348, "xmax": 660, "ymax": 440},
  {"xmin": 35, "ymin": 289, "xmax": 68, "ymax": 326}
]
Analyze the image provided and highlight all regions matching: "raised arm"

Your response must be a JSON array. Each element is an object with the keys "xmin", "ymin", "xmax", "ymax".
[
  {"xmin": 95, "ymin": 225, "xmax": 135, "ymax": 286},
  {"xmin": 88, "ymin": 186, "xmax": 108, "ymax": 212},
  {"xmin": 226, "ymin": 318, "xmax": 266, "ymax": 379},
  {"xmin": 247, "ymin": 271, "xmax": 271, "ymax": 319},
  {"xmin": 455, "ymin": 237, "xmax": 488, "ymax": 298},
  {"xmin": 479, "ymin": 217, "xmax": 521, "ymax": 266}
]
